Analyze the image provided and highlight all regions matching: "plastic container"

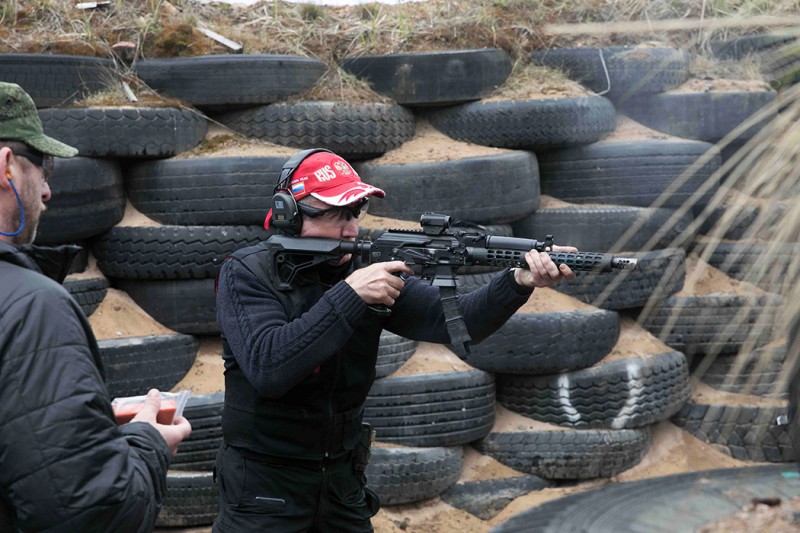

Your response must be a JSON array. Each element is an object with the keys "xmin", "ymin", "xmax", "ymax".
[{"xmin": 111, "ymin": 390, "xmax": 191, "ymax": 425}]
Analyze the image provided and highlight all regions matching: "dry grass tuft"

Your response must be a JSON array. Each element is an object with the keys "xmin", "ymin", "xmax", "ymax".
[
  {"xmin": 175, "ymin": 133, "xmax": 293, "ymax": 158},
  {"xmin": 73, "ymin": 80, "xmax": 187, "ymax": 108},
  {"xmin": 284, "ymin": 67, "xmax": 391, "ymax": 104},
  {"xmin": 689, "ymin": 53, "xmax": 764, "ymax": 81},
  {"xmin": 488, "ymin": 59, "xmax": 589, "ymax": 100}
]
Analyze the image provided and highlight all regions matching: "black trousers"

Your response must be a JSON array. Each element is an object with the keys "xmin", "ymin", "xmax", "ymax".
[{"xmin": 212, "ymin": 443, "xmax": 380, "ymax": 532}]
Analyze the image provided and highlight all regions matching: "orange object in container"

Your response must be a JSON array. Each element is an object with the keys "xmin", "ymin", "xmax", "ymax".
[{"xmin": 110, "ymin": 390, "xmax": 191, "ymax": 426}]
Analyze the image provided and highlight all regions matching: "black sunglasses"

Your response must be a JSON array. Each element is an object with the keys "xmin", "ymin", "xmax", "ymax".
[
  {"xmin": 298, "ymin": 199, "xmax": 369, "ymax": 222},
  {"xmin": 14, "ymin": 147, "xmax": 55, "ymax": 182}
]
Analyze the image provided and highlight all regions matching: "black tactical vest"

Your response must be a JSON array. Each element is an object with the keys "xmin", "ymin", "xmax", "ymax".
[{"xmin": 220, "ymin": 241, "xmax": 383, "ymax": 461}]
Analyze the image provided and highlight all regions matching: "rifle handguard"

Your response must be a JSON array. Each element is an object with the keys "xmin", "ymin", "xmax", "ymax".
[
  {"xmin": 470, "ymin": 236, "xmax": 637, "ymax": 272},
  {"xmin": 527, "ymin": 251, "xmax": 636, "ymax": 272}
]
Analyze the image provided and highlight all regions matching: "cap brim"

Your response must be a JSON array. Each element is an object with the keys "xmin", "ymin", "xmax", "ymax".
[
  {"xmin": 25, "ymin": 133, "xmax": 78, "ymax": 158},
  {"xmin": 310, "ymin": 182, "xmax": 385, "ymax": 206}
]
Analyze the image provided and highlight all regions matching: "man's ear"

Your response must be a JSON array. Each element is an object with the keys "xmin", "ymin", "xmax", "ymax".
[{"xmin": 0, "ymin": 147, "xmax": 13, "ymax": 191}]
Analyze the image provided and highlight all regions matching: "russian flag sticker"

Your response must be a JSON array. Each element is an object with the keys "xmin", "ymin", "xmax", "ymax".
[{"xmin": 291, "ymin": 183, "xmax": 305, "ymax": 196}]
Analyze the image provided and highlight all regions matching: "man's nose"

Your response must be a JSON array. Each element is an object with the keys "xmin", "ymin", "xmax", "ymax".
[
  {"xmin": 41, "ymin": 181, "xmax": 52, "ymax": 202},
  {"xmin": 341, "ymin": 217, "xmax": 359, "ymax": 238}
]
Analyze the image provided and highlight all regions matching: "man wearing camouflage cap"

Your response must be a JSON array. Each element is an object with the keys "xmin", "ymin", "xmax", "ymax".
[{"xmin": 0, "ymin": 82, "xmax": 191, "ymax": 532}]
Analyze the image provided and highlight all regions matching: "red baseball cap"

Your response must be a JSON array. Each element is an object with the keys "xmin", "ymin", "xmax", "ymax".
[{"xmin": 265, "ymin": 152, "xmax": 385, "ymax": 229}]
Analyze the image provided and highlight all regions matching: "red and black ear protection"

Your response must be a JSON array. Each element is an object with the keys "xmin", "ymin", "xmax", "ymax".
[{"xmin": 271, "ymin": 148, "xmax": 333, "ymax": 236}]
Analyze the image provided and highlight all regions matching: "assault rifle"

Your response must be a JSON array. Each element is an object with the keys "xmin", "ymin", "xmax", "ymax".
[{"xmin": 266, "ymin": 213, "xmax": 637, "ymax": 354}]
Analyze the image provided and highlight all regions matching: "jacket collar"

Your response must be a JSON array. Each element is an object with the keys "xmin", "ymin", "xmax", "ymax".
[{"xmin": 0, "ymin": 240, "xmax": 82, "ymax": 283}]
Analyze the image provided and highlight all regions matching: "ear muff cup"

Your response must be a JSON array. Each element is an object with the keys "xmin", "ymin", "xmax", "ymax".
[{"xmin": 270, "ymin": 148, "xmax": 334, "ymax": 235}]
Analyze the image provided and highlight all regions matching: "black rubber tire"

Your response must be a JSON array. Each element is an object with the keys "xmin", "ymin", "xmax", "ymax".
[
  {"xmin": 787, "ymin": 312, "xmax": 800, "ymax": 465},
  {"xmin": 473, "ymin": 426, "xmax": 651, "ymax": 480},
  {"xmin": 214, "ymin": 101, "xmax": 415, "ymax": 160},
  {"xmin": 697, "ymin": 199, "xmax": 793, "ymax": 241},
  {"xmin": 126, "ymin": 156, "xmax": 288, "ymax": 226},
  {"xmin": 462, "ymin": 309, "xmax": 619, "ymax": 374},
  {"xmin": 554, "ymin": 248, "xmax": 686, "ymax": 310},
  {"xmin": 762, "ymin": 39, "xmax": 800, "ymax": 88},
  {"xmin": 169, "ymin": 449, "xmax": 220, "ymax": 473},
  {"xmin": 364, "ymin": 370, "xmax": 495, "ymax": 447},
  {"xmin": 63, "ymin": 276, "xmax": 109, "ymax": 317},
  {"xmin": 97, "ymin": 334, "xmax": 198, "ymax": 398},
  {"xmin": 537, "ymin": 139, "xmax": 720, "ymax": 211},
  {"xmin": 366, "ymin": 445, "xmax": 463, "ymax": 505},
  {"xmin": 497, "ymin": 351, "xmax": 691, "ymax": 429},
  {"xmin": 491, "ymin": 464, "xmax": 800, "ymax": 533},
  {"xmin": 172, "ymin": 392, "xmax": 225, "ymax": 472},
  {"xmin": 339, "ymin": 48, "xmax": 512, "ymax": 106},
  {"xmin": 456, "ymin": 272, "xmax": 500, "ymax": 295},
  {"xmin": 154, "ymin": 471, "xmax": 218, "ymax": 527},
  {"xmin": 697, "ymin": 203, "xmax": 760, "ymax": 240},
  {"xmin": 512, "ymin": 205, "xmax": 693, "ymax": 252},
  {"xmin": 709, "ymin": 33, "xmax": 798, "ymax": 59},
  {"xmin": 700, "ymin": 344, "xmax": 788, "ymax": 399},
  {"xmin": 441, "ymin": 475, "xmax": 551, "ymax": 520},
  {"xmin": 134, "ymin": 54, "xmax": 326, "ymax": 108},
  {"xmin": 356, "ymin": 151, "xmax": 540, "ymax": 224},
  {"xmin": 92, "ymin": 225, "xmax": 267, "ymax": 280},
  {"xmin": 35, "ymin": 157, "xmax": 125, "ymax": 245},
  {"xmin": 617, "ymin": 90, "xmax": 777, "ymax": 143},
  {"xmin": 0, "ymin": 53, "xmax": 116, "ymax": 108},
  {"xmin": 39, "ymin": 107, "xmax": 207, "ymax": 158},
  {"xmin": 692, "ymin": 240, "xmax": 800, "ymax": 295},
  {"xmin": 530, "ymin": 46, "xmax": 690, "ymax": 105},
  {"xmin": 671, "ymin": 399, "xmax": 794, "ymax": 462},
  {"xmin": 171, "ymin": 432, "xmax": 222, "ymax": 472},
  {"xmin": 115, "ymin": 279, "xmax": 218, "ymax": 335},
  {"xmin": 637, "ymin": 293, "xmax": 784, "ymax": 357},
  {"xmin": 709, "ymin": 33, "xmax": 800, "ymax": 89},
  {"xmin": 426, "ymin": 95, "xmax": 616, "ymax": 149},
  {"xmin": 375, "ymin": 331, "xmax": 417, "ymax": 379}
]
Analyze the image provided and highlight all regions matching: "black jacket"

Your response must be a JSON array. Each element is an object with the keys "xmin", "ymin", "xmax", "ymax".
[
  {"xmin": 0, "ymin": 241, "xmax": 170, "ymax": 532},
  {"xmin": 216, "ymin": 241, "xmax": 533, "ymax": 460}
]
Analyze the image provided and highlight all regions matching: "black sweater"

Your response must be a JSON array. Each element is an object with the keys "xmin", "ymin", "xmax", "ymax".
[{"xmin": 216, "ymin": 256, "xmax": 533, "ymax": 399}]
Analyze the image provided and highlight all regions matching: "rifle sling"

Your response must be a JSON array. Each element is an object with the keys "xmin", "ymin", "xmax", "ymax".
[{"xmin": 440, "ymin": 286, "xmax": 471, "ymax": 356}]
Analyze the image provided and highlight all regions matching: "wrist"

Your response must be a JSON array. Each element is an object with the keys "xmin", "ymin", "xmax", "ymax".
[{"xmin": 508, "ymin": 268, "xmax": 533, "ymax": 295}]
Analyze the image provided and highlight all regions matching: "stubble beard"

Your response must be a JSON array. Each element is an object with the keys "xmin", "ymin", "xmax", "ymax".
[{"xmin": 10, "ymin": 180, "xmax": 44, "ymax": 245}]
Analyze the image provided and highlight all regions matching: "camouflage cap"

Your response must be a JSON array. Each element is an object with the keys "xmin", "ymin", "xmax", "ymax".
[{"xmin": 0, "ymin": 82, "xmax": 78, "ymax": 158}]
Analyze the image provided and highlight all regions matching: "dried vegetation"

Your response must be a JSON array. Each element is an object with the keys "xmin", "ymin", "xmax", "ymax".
[
  {"xmin": 1, "ymin": 0, "xmax": 798, "ymax": 60},
  {"xmin": 2, "ymin": 0, "xmax": 799, "ymax": 103}
]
